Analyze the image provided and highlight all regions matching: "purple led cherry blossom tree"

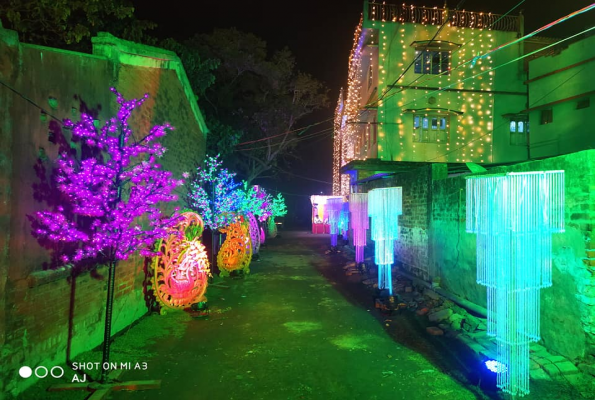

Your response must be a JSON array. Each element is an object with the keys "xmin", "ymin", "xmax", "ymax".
[{"xmin": 33, "ymin": 88, "xmax": 183, "ymax": 382}]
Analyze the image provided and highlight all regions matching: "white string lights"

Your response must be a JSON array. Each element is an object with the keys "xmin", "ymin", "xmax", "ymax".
[
  {"xmin": 333, "ymin": 17, "xmax": 366, "ymax": 196},
  {"xmin": 466, "ymin": 170, "xmax": 565, "ymax": 396},
  {"xmin": 349, "ymin": 193, "xmax": 369, "ymax": 263},
  {"xmin": 368, "ymin": 187, "xmax": 403, "ymax": 294}
]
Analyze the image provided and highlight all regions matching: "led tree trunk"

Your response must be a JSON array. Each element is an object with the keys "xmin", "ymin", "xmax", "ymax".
[
  {"xmin": 349, "ymin": 193, "xmax": 368, "ymax": 264},
  {"xmin": 327, "ymin": 198, "xmax": 343, "ymax": 247},
  {"xmin": 368, "ymin": 187, "xmax": 402, "ymax": 295},
  {"xmin": 466, "ymin": 171, "xmax": 564, "ymax": 396}
]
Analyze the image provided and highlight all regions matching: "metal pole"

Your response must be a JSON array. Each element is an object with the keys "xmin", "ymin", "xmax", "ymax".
[
  {"xmin": 100, "ymin": 124, "xmax": 125, "ymax": 382},
  {"xmin": 100, "ymin": 259, "xmax": 117, "ymax": 382}
]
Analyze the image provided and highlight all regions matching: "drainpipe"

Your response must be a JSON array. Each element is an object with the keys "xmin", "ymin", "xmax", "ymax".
[{"xmin": 396, "ymin": 268, "xmax": 488, "ymax": 318}]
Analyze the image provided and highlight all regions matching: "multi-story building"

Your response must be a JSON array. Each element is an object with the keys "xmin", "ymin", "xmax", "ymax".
[
  {"xmin": 526, "ymin": 33, "xmax": 595, "ymax": 159},
  {"xmin": 334, "ymin": 1, "xmax": 531, "ymax": 195}
]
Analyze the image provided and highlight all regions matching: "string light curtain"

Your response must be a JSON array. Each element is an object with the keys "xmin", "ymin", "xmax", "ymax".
[
  {"xmin": 349, "ymin": 193, "xmax": 369, "ymax": 264},
  {"xmin": 368, "ymin": 187, "xmax": 403, "ymax": 295},
  {"xmin": 339, "ymin": 201, "xmax": 350, "ymax": 240},
  {"xmin": 327, "ymin": 198, "xmax": 344, "ymax": 247},
  {"xmin": 466, "ymin": 171, "xmax": 565, "ymax": 397}
]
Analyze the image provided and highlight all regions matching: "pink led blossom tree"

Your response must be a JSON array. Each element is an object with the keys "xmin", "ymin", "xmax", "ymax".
[{"xmin": 33, "ymin": 88, "xmax": 184, "ymax": 382}]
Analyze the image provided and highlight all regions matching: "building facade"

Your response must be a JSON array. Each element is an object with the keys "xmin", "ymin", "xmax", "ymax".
[
  {"xmin": 527, "ymin": 34, "xmax": 595, "ymax": 159},
  {"xmin": 333, "ymin": 2, "xmax": 530, "ymax": 195}
]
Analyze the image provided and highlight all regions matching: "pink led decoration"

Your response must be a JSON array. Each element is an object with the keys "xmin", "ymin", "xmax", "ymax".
[{"xmin": 349, "ymin": 193, "xmax": 368, "ymax": 264}]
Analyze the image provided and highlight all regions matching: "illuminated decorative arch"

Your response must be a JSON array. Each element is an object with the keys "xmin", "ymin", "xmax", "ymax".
[
  {"xmin": 218, "ymin": 215, "xmax": 253, "ymax": 276},
  {"xmin": 152, "ymin": 211, "xmax": 211, "ymax": 310},
  {"xmin": 247, "ymin": 212, "xmax": 261, "ymax": 254}
]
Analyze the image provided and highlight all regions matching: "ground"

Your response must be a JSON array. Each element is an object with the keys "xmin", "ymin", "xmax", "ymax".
[{"xmin": 20, "ymin": 231, "xmax": 586, "ymax": 400}]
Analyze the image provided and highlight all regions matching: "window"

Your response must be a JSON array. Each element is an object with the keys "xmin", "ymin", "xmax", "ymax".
[
  {"xmin": 414, "ymin": 51, "xmax": 449, "ymax": 75},
  {"xmin": 540, "ymin": 109, "xmax": 553, "ymax": 125},
  {"xmin": 577, "ymin": 98, "xmax": 591, "ymax": 110},
  {"xmin": 413, "ymin": 114, "xmax": 449, "ymax": 143},
  {"xmin": 509, "ymin": 118, "xmax": 528, "ymax": 146},
  {"xmin": 368, "ymin": 65, "xmax": 373, "ymax": 90}
]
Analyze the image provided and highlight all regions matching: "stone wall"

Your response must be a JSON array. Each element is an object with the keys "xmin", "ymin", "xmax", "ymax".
[{"xmin": 0, "ymin": 29, "xmax": 207, "ymax": 398}]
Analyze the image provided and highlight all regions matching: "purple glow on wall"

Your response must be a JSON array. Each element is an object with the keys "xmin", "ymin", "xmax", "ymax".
[{"xmin": 349, "ymin": 193, "xmax": 368, "ymax": 263}]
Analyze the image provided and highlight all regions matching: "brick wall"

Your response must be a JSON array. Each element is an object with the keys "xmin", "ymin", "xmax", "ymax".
[
  {"xmin": 0, "ymin": 29, "xmax": 206, "ymax": 398},
  {"xmin": 362, "ymin": 164, "xmax": 446, "ymax": 280}
]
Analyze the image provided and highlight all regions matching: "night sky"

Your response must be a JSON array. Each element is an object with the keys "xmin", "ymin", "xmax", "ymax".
[{"xmin": 132, "ymin": 0, "xmax": 592, "ymax": 224}]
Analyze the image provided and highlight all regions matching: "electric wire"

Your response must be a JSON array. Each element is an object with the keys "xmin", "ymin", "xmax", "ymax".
[{"xmin": 422, "ymin": 25, "xmax": 595, "ymax": 162}]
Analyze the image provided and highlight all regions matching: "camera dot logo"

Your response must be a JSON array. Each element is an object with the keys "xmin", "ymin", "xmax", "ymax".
[
  {"xmin": 19, "ymin": 366, "xmax": 33, "ymax": 378},
  {"xmin": 19, "ymin": 365, "xmax": 64, "ymax": 379}
]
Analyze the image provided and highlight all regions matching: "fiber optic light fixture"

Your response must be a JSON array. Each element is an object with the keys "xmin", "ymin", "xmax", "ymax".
[
  {"xmin": 368, "ymin": 187, "xmax": 403, "ymax": 295},
  {"xmin": 339, "ymin": 201, "xmax": 350, "ymax": 240},
  {"xmin": 349, "ymin": 193, "xmax": 369, "ymax": 264},
  {"xmin": 327, "ymin": 198, "xmax": 344, "ymax": 247},
  {"xmin": 466, "ymin": 170, "xmax": 564, "ymax": 396}
]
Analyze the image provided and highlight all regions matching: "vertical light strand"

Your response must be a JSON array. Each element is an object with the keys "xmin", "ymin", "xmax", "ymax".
[
  {"xmin": 327, "ymin": 197, "xmax": 344, "ymax": 247},
  {"xmin": 466, "ymin": 170, "xmax": 565, "ymax": 396},
  {"xmin": 349, "ymin": 193, "xmax": 369, "ymax": 263},
  {"xmin": 340, "ymin": 201, "xmax": 350, "ymax": 240},
  {"xmin": 368, "ymin": 187, "xmax": 403, "ymax": 295}
]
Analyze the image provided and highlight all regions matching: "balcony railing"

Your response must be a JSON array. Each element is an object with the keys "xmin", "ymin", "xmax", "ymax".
[{"xmin": 367, "ymin": 2, "xmax": 521, "ymax": 32}]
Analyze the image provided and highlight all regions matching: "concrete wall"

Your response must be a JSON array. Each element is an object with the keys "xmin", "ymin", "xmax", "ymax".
[
  {"xmin": 0, "ymin": 29, "xmax": 207, "ymax": 398},
  {"xmin": 361, "ymin": 149, "xmax": 595, "ymax": 362},
  {"xmin": 528, "ymin": 35, "xmax": 595, "ymax": 159}
]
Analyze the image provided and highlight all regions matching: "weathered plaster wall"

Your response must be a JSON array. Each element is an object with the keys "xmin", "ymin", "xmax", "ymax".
[
  {"xmin": 528, "ymin": 35, "xmax": 595, "ymax": 159},
  {"xmin": 0, "ymin": 29, "xmax": 206, "ymax": 398}
]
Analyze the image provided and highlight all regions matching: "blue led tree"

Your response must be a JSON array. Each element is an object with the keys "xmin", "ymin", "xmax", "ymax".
[
  {"xmin": 187, "ymin": 154, "xmax": 242, "ymax": 230},
  {"xmin": 466, "ymin": 171, "xmax": 564, "ymax": 396},
  {"xmin": 368, "ymin": 187, "xmax": 402, "ymax": 295}
]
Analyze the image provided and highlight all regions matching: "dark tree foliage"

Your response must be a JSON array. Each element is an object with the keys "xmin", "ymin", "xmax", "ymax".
[{"xmin": 0, "ymin": 0, "xmax": 156, "ymax": 50}]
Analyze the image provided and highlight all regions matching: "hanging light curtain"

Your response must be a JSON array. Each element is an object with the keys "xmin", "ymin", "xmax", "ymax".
[
  {"xmin": 349, "ymin": 193, "xmax": 368, "ymax": 264},
  {"xmin": 368, "ymin": 187, "xmax": 402, "ymax": 295},
  {"xmin": 327, "ymin": 197, "xmax": 343, "ymax": 247},
  {"xmin": 466, "ymin": 170, "xmax": 564, "ymax": 396},
  {"xmin": 339, "ymin": 201, "xmax": 350, "ymax": 240}
]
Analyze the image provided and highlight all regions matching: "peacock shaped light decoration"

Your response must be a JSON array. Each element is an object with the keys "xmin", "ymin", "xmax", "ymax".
[{"xmin": 152, "ymin": 211, "xmax": 211, "ymax": 310}]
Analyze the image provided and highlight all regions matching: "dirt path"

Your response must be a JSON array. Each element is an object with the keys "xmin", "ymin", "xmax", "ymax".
[{"xmin": 22, "ymin": 231, "xmax": 486, "ymax": 400}]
